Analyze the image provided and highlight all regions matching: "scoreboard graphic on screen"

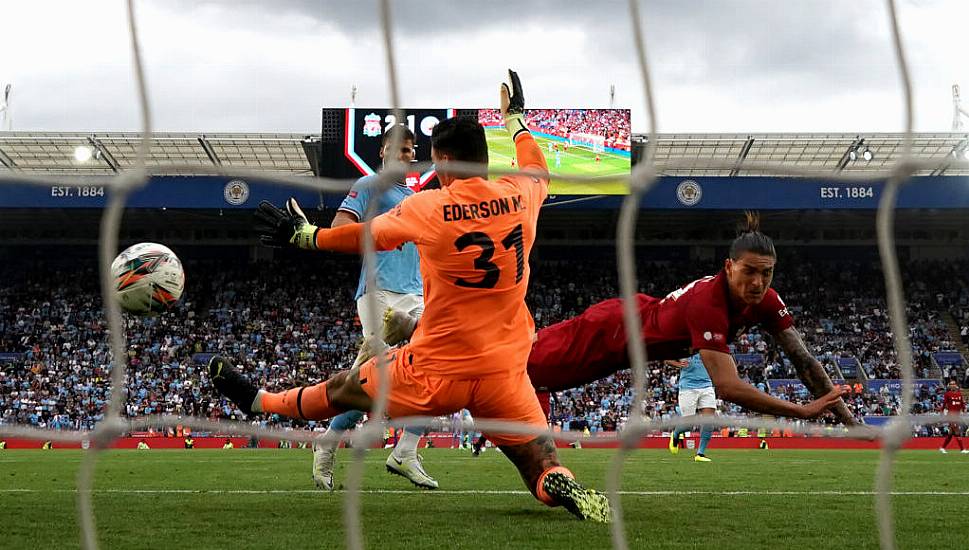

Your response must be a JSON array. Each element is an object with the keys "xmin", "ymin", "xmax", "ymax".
[
  {"xmin": 320, "ymin": 107, "xmax": 632, "ymax": 194},
  {"xmin": 320, "ymin": 108, "xmax": 469, "ymax": 191}
]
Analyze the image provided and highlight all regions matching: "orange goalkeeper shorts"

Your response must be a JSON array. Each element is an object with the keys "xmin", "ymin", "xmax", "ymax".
[{"xmin": 357, "ymin": 344, "xmax": 548, "ymax": 447}]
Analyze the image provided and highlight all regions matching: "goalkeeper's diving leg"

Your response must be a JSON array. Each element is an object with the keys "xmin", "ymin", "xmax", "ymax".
[{"xmin": 207, "ymin": 345, "xmax": 610, "ymax": 521}]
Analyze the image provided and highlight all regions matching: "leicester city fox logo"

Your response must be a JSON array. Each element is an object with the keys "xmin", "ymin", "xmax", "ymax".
[
  {"xmin": 223, "ymin": 180, "xmax": 250, "ymax": 206},
  {"xmin": 363, "ymin": 113, "xmax": 382, "ymax": 137},
  {"xmin": 676, "ymin": 180, "xmax": 702, "ymax": 207}
]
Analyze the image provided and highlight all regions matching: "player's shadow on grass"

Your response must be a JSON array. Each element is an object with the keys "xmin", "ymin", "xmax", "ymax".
[{"xmin": 503, "ymin": 508, "xmax": 581, "ymax": 522}]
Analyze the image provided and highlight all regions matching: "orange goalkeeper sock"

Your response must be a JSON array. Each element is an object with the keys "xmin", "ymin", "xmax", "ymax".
[
  {"xmin": 259, "ymin": 383, "xmax": 339, "ymax": 420},
  {"xmin": 535, "ymin": 466, "xmax": 574, "ymax": 506}
]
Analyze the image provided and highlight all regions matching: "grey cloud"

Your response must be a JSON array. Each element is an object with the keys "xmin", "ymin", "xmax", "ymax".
[
  {"xmin": 5, "ymin": 0, "xmax": 944, "ymax": 132},
  {"xmin": 153, "ymin": 0, "xmax": 902, "ymax": 93}
]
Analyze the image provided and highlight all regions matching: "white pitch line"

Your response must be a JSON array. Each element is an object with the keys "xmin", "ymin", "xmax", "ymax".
[{"xmin": 1, "ymin": 489, "xmax": 968, "ymax": 496}]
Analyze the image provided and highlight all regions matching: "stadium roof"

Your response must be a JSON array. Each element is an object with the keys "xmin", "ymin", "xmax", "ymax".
[
  {"xmin": 0, "ymin": 132, "xmax": 314, "ymax": 176},
  {"xmin": 0, "ymin": 131, "xmax": 967, "ymax": 177},
  {"xmin": 641, "ymin": 132, "xmax": 969, "ymax": 177}
]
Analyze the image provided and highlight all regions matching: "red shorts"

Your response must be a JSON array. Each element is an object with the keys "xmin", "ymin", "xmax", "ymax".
[{"xmin": 358, "ymin": 344, "xmax": 548, "ymax": 446}]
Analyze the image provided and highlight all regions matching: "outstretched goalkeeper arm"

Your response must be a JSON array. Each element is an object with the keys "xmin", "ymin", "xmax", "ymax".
[
  {"xmin": 254, "ymin": 197, "xmax": 415, "ymax": 254},
  {"xmin": 501, "ymin": 69, "xmax": 548, "ymax": 181}
]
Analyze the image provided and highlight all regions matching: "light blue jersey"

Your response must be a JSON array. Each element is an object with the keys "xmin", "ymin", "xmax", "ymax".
[
  {"xmin": 678, "ymin": 353, "xmax": 713, "ymax": 391},
  {"xmin": 338, "ymin": 175, "xmax": 423, "ymax": 300}
]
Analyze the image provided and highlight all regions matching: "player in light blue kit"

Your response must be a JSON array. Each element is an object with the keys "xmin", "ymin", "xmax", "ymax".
[
  {"xmin": 312, "ymin": 125, "xmax": 438, "ymax": 490},
  {"xmin": 669, "ymin": 353, "xmax": 717, "ymax": 462}
]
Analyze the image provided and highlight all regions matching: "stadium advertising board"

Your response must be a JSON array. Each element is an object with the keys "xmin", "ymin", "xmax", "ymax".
[
  {"xmin": 866, "ymin": 379, "xmax": 942, "ymax": 394},
  {"xmin": 0, "ymin": 176, "xmax": 321, "ymax": 209},
  {"xmin": 320, "ymin": 107, "xmax": 633, "ymax": 195},
  {"xmin": 545, "ymin": 175, "xmax": 969, "ymax": 210},
  {"xmin": 2, "ymin": 174, "xmax": 969, "ymax": 209}
]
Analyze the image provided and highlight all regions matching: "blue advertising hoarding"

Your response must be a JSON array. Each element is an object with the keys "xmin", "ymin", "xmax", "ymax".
[
  {"xmin": 0, "ymin": 175, "xmax": 967, "ymax": 210},
  {"xmin": 0, "ymin": 176, "xmax": 327, "ymax": 209}
]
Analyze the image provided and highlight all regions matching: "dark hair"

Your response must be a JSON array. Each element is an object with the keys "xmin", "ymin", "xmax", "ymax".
[
  {"xmin": 729, "ymin": 211, "xmax": 776, "ymax": 259},
  {"xmin": 431, "ymin": 117, "xmax": 489, "ymax": 166},
  {"xmin": 382, "ymin": 124, "xmax": 415, "ymax": 146}
]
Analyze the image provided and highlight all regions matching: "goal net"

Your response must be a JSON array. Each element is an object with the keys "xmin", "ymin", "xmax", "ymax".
[
  {"xmin": 569, "ymin": 132, "xmax": 606, "ymax": 153},
  {"xmin": 0, "ymin": 2, "xmax": 957, "ymax": 550}
]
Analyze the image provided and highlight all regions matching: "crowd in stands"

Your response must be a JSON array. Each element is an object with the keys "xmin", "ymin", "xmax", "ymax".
[
  {"xmin": 0, "ymin": 257, "xmax": 361, "ymax": 431},
  {"xmin": 477, "ymin": 109, "xmax": 631, "ymax": 151},
  {"xmin": 0, "ymin": 252, "xmax": 966, "ymax": 436}
]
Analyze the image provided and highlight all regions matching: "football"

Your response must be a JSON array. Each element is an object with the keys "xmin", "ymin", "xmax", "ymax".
[{"xmin": 110, "ymin": 242, "xmax": 185, "ymax": 315}]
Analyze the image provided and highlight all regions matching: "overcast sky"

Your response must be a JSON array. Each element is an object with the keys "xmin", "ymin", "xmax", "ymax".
[{"xmin": 1, "ymin": 0, "xmax": 967, "ymax": 133}]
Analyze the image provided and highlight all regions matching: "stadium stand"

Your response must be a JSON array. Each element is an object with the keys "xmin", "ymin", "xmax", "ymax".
[{"xmin": 2, "ymin": 251, "xmax": 966, "ymax": 434}]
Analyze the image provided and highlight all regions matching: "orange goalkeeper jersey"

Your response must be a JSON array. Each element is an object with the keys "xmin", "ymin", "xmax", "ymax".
[{"xmin": 369, "ymin": 132, "xmax": 548, "ymax": 378}]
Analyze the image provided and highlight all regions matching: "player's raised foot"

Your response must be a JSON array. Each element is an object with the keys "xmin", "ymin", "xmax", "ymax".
[
  {"xmin": 208, "ymin": 355, "xmax": 258, "ymax": 416},
  {"xmin": 542, "ymin": 472, "xmax": 611, "ymax": 523},
  {"xmin": 312, "ymin": 443, "xmax": 336, "ymax": 490},
  {"xmin": 383, "ymin": 308, "xmax": 417, "ymax": 346},
  {"xmin": 940, "ymin": 448, "xmax": 947, "ymax": 454},
  {"xmin": 386, "ymin": 452, "xmax": 439, "ymax": 489},
  {"xmin": 668, "ymin": 433, "xmax": 679, "ymax": 455},
  {"xmin": 694, "ymin": 454, "xmax": 712, "ymax": 463}
]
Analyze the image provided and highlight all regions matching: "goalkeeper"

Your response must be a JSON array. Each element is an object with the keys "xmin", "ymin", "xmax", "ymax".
[{"xmin": 212, "ymin": 70, "xmax": 611, "ymax": 522}]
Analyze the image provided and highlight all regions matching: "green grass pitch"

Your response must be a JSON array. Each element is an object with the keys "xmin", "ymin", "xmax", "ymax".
[
  {"xmin": 485, "ymin": 128, "xmax": 629, "ymax": 195},
  {"xmin": 2, "ymin": 448, "xmax": 968, "ymax": 549}
]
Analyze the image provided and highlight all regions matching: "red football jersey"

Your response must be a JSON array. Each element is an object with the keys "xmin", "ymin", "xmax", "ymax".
[
  {"xmin": 643, "ymin": 270, "xmax": 795, "ymax": 356},
  {"xmin": 527, "ymin": 270, "xmax": 796, "ymax": 392},
  {"xmin": 587, "ymin": 271, "xmax": 793, "ymax": 362},
  {"xmin": 944, "ymin": 390, "xmax": 965, "ymax": 413}
]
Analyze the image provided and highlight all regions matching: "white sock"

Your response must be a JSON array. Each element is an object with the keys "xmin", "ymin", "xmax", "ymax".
[
  {"xmin": 251, "ymin": 389, "xmax": 265, "ymax": 413},
  {"xmin": 315, "ymin": 426, "xmax": 343, "ymax": 452},
  {"xmin": 393, "ymin": 430, "xmax": 422, "ymax": 458}
]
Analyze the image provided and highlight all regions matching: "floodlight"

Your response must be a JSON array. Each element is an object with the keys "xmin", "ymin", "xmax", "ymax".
[{"xmin": 74, "ymin": 145, "xmax": 93, "ymax": 162}]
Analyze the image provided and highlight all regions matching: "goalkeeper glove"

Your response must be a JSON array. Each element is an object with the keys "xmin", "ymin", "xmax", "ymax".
[
  {"xmin": 254, "ymin": 197, "xmax": 320, "ymax": 249},
  {"xmin": 500, "ymin": 69, "xmax": 529, "ymax": 139}
]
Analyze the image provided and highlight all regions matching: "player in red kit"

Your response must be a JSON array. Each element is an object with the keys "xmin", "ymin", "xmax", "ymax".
[
  {"xmin": 940, "ymin": 380, "xmax": 967, "ymax": 453},
  {"xmin": 385, "ymin": 213, "xmax": 851, "ymax": 423}
]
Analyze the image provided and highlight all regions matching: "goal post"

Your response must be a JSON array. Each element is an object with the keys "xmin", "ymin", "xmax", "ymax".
[{"xmin": 568, "ymin": 132, "xmax": 606, "ymax": 153}]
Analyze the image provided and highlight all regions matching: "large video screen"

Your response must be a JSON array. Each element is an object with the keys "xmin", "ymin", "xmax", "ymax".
[
  {"xmin": 478, "ymin": 108, "xmax": 630, "ymax": 195},
  {"xmin": 320, "ymin": 108, "xmax": 631, "ymax": 195}
]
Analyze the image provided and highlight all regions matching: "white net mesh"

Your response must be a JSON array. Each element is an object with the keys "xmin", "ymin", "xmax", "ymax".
[{"xmin": 0, "ymin": 1, "xmax": 964, "ymax": 549}]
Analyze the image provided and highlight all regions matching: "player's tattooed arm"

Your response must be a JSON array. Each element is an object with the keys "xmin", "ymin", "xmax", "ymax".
[
  {"xmin": 775, "ymin": 327, "xmax": 856, "ymax": 425},
  {"xmin": 701, "ymin": 349, "xmax": 825, "ymax": 419}
]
